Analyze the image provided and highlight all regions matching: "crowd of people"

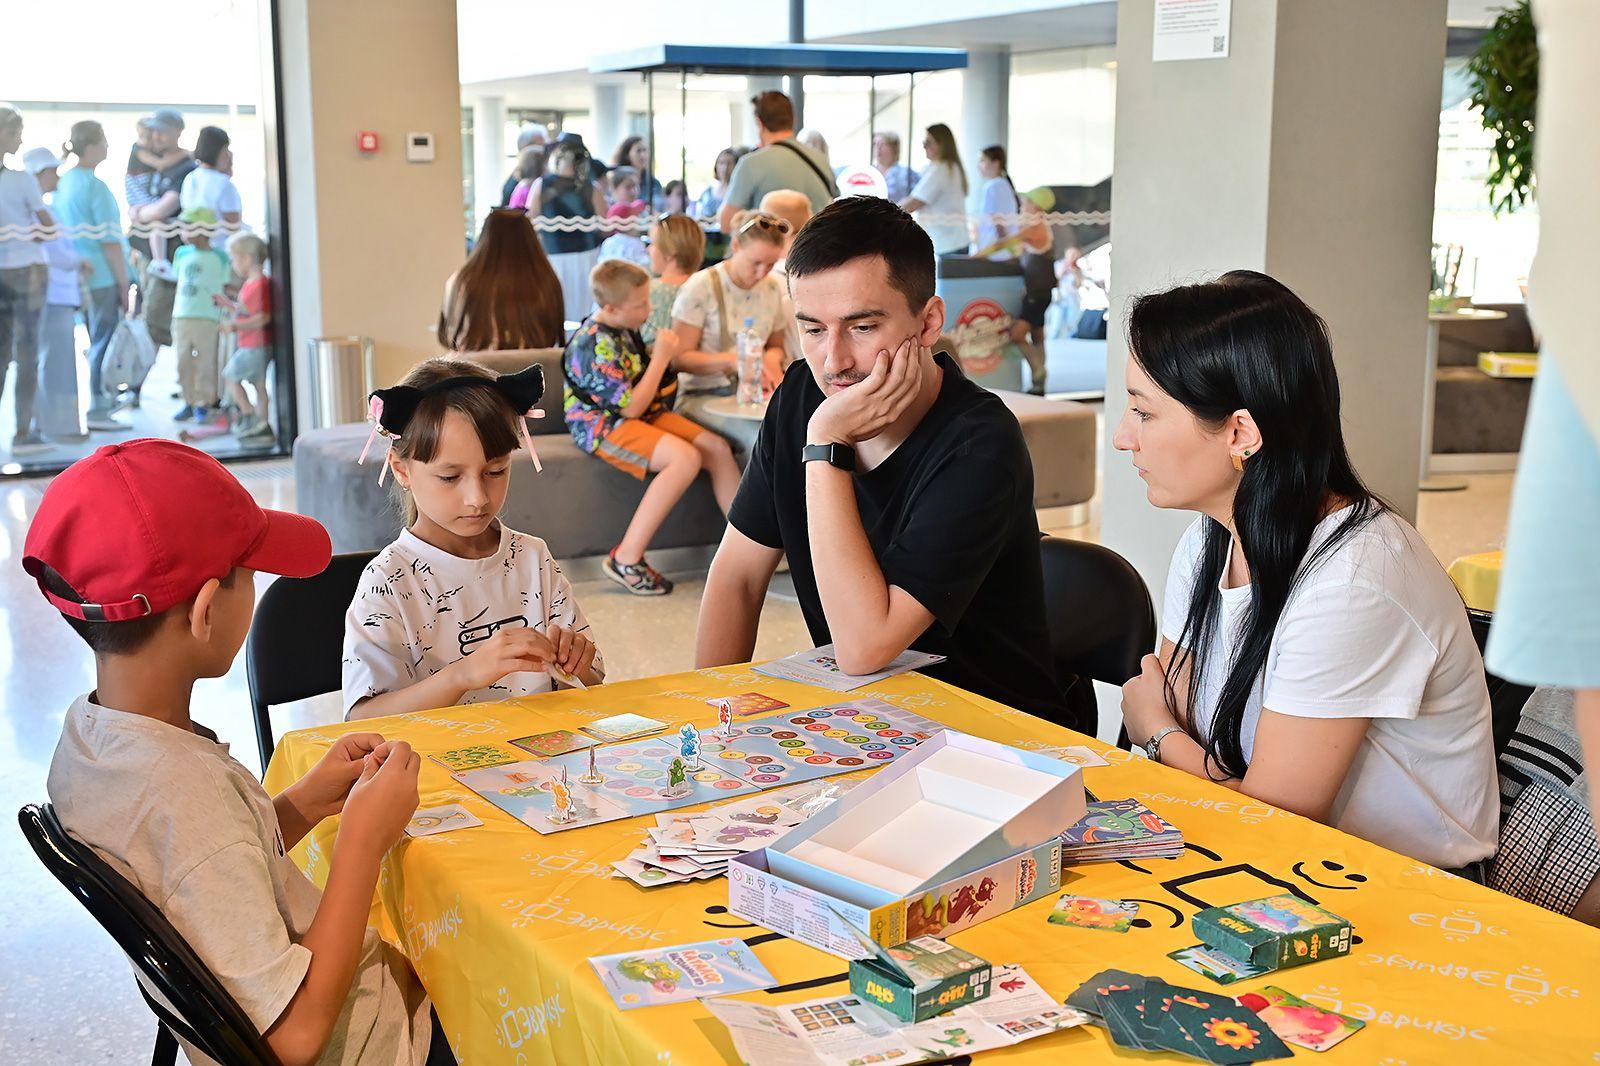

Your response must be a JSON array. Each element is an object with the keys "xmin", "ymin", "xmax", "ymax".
[{"xmin": 0, "ymin": 103, "xmax": 275, "ymax": 460}]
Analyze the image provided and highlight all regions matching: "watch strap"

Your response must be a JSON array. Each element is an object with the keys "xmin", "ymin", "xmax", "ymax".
[{"xmin": 803, "ymin": 443, "xmax": 856, "ymax": 471}]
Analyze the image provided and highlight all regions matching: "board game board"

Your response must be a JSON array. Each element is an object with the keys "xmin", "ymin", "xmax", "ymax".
[{"xmin": 454, "ymin": 699, "xmax": 943, "ymax": 834}]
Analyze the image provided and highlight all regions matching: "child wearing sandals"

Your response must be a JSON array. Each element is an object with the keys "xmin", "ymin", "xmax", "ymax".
[{"xmin": 342, "ymin": 357, "xmax": 604, "ymax": 720}]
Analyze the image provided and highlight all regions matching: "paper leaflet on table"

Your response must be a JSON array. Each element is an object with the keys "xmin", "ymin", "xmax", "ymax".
[
  {"xmin": 754, "ymin": 644, "xmax": 947, "ymax": 692},
  {"xmin": 705, "ymin": 965, "xmax": 1087, "ymax": 1066},
  {"xmin": 588, "ymin": 938, "xmax": 776, "ymax": 1010}
]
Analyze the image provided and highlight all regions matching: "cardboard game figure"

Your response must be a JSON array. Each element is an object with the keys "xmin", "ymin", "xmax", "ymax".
[
  {"xmin": 680, "ymin": 724, "xmax": 703, "ymax": 772},
  {"xmin": 716, "ymin": 699, "xmax": 736, "ymax": 740},
  {"xmin": 548, "ymin": 767, "xmax": 577, "ymax": 824},
  {"xmin": 661, "ymin": 757, "xmax": 692, "ymax": 799},
  {"xmin": 579, "ymin": 743, "xmax": 605, "ymax": 785}
]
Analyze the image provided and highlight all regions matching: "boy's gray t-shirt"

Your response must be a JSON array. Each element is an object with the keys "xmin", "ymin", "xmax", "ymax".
[{"xmin": 47, "ymin": 694, "xmax": 432, "ymax": 1066}]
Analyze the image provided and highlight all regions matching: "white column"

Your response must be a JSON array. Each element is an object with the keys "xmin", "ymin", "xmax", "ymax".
[
  {"xmin": 278, "ymin": 0, "xmax": 467, "ymax": 405},
  {"xmin": 960, "ymin": 49, "xmax": 1011, "ymax": 165},
  {"xmin": 592, "ymin": 82, "xmax": 628, "ymax": 166},
  {"xmin": 471, "ymin": 94, "xmax": 504, "ymax": 231},
  {"xmin": 1101, "ymin": 0, "xmax": 1444, "ymax": 617}
]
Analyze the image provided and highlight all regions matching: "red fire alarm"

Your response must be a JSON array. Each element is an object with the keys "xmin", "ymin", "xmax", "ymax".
[{"xmin": 357, "ymin": 131, "xmax": 379, "ymax": 154}]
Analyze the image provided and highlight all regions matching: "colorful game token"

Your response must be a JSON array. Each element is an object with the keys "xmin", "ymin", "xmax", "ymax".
[
  {"xmin": 548, "ymin": 767, "xmax": 576, "ymax": 824},
  {"xmin": 717, "ymin": 699, "xmax": 736, "ymax": 740},
  {"xmin": 578, "ymin": 743, "xmax": 604, "ymax": 785},
  {"xmin": 661, "ymin": 757, "xmax": 692, "ymax": 799},
  {"xmin": 680, "ymin": 724, "xmax": 703, "ymax": 771}
]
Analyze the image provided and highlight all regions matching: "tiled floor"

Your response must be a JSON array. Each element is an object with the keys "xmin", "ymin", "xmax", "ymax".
[{"xmin": 0, "ymin": 455, "xmax": 1514, "ymax": 1063}]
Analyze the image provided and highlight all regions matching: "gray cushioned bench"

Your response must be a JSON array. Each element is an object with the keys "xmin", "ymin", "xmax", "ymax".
[{"xmin": 294, "ymin": 348, "xmax": 1097, "ymax": 557}]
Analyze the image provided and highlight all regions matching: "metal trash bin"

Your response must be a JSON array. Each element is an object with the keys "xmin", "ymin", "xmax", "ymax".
[{"xmin": 306, "ymin": 336, "xmax": 375, "ymax": 428}]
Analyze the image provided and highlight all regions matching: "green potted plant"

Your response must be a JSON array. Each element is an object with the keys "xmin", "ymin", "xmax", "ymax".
[{"xmin": 1464, "ymin": 0, "xmax": 1538, "ymax": 215}]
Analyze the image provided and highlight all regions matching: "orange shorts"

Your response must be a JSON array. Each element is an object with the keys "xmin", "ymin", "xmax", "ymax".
[{"xmin": 594, "ymin": 411, "xmax": 708, "ymax": 480}]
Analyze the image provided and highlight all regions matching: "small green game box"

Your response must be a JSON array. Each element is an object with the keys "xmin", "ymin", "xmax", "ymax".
[
  {"xmin": 848, "ymin": 936, "xmax": 992, "ymax": 1023},
  {"xmin": 1192, "ymin": 894, "xmax": 1353, "ymax": 972}
]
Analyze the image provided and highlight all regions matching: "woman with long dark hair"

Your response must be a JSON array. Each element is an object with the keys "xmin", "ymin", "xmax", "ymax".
[
  {"xmin": 972, "ymin": 145, "xmax": 1019, "ymax": 259},
  {"xmin": 1114, "ymin": 270, "xmax": 1498, "ymax": 875},
  {"xmin": 438, "ymin": 207, "xmax": 565, "ymax": 352}
]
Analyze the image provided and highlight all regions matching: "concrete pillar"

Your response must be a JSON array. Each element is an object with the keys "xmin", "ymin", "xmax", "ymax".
[
  {"xmin": 471, "ymin": 94, "xmax": 504, "ymax": 231},
  {"xmin": 960, "ymin": 49, "xmax": 1011, "ymax": 172},
  {"xmin": 278, "ymin": 0, "xmax": 466, "ymax": 411},
  {"xmin": 1100, "ymin": 0, "xmax": 1444, "ymax": 624},
  {"xmin": 592, "ymin": 82, "xmax": 628, "ymax": 167}
]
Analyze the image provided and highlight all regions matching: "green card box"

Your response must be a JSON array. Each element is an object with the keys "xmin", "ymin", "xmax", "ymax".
[
  {"xmin": 849, "ymin": 936, "xmax": 992, "ymax": 1023},
  {"xmin": 1192, "ymin": 894, "xmax": 1353, "ymax": 972}
]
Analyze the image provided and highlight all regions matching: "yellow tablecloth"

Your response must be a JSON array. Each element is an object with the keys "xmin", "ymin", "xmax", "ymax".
[
  {"xmin": 1448, "ymin": 549, "xmax": 1504, "ymax": 612},
  {"xmin": 265, "ymin": 665, "xmax": 1599, "ymax": 1064}
]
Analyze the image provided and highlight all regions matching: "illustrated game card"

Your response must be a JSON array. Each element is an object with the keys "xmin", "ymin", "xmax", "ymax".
[
  {"xmin": 706, "ymin": 692, "xmax": 792, "ymax": 718},
  {"xmin": 590, "ymin": 938, "xmax": 776, "ymax": 1009},
  {"xmin": 429, "ymin": 745, "xmax": 518, "ymax": 772},
  {"xmin": 405, "ymin": 803, "xmax": 483, "ymax": 837},
  {"xmin": 510, "ymin": 729, "xmax": 597, "ymax": 757},
  {"xmin": 1047, "ymin": 895, "xmax": 1138, "ymax": 932},
  {"xmin": 1235, "ymin": 986, "xmax": 1364, "ymax": 1052}
]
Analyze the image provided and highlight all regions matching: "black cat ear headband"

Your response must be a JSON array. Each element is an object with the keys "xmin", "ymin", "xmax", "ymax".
[{"xmin": 358, "ymin": 364, "xmax": 546, "ymax": 485}]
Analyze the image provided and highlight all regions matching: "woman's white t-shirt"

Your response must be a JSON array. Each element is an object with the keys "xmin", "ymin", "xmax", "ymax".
[
  {"xmin": 1161, "ymin": 508, "xmax": 1498, "ymax": 869},
  {"xmin": 342, "ymin": 523, "xmax": 603, "ymax": 716},
  {"xmin": 670, "ymin": 264, "xmax": 784, "ymax": 393},
  {"xmin": 972, "ymin": 176, "xmax": 1019, "ymax": 259},
  {"xmin": 908, "ymin": 162, "xmax": 969, "ymax": 254}
]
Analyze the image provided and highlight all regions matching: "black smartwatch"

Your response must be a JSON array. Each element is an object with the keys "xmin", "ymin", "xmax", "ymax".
[{"xmin": 803, "ymin": 443, "xmax": 856, "ymax": 472}]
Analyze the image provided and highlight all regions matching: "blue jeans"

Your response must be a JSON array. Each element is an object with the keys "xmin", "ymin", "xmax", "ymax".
[{"xmin": 84, "ymin": 285, "xmax": 122, "ymax": 412}]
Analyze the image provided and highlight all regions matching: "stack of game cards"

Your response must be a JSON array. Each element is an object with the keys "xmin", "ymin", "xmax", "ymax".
[
  {"xmin": 610, "ymin": 778, "xmax": 861, "ymax": 888},
  {"xmin": 581, "ymin": 713, "xmax": 668, "ymax": 742},
  {"xmin": 1067, "ymin": 970, "xmax": 1291, "ymax": 1063},
  {"xmin": 1060, "ymin": 798, "xmax": 1185, "ymax": 863}
]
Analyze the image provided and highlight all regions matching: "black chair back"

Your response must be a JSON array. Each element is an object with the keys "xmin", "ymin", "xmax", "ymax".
[
  {"xmin": 18, "ymin": 804, "xmax": 281, "ymax": 1066},
  {"xmin": 246, "ymin": 551, "xmax": 376, "ymax": 770},
  {"xmin": 1466, "ymin": 608, "xmax": 1535, "ymax": 759},
  {"xmin": 1039, "ymin": 536, "xmax": 1158, "ymax": 736}
]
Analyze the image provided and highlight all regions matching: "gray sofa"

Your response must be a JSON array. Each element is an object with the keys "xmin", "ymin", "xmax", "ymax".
[{"xmin": 294, "ymin": 348, "xmax": 1097, "ymax": 557}]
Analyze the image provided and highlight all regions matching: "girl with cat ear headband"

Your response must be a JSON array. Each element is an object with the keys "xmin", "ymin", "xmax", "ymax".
[{"xmin": 358, "ymin": 363, "xmax": 546, "ymax": 485}]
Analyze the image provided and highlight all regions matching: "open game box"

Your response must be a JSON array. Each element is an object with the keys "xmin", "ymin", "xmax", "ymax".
[{"xmin": 728, "ymin": 731, "xmax": 1086, "ymax": 958}]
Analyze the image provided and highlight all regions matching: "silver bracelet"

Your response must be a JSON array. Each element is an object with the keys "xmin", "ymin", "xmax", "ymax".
[{"xmin": 1144, "ymin": 725, "xmax": 1184, "ymax": 764}]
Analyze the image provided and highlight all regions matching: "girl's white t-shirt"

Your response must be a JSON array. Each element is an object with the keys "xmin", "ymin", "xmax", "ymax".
[
  {"xmin": 1161, "ymin": 507, "xmax": 1499, "ymax": 869},
  {"xmin": 670, "ymin": 265, "xmax": 784, "ymax": 393},
  {"xmin": 908, "ymin": 162, "xmax": 969, "ymax": 254},
  {"xmin": 342, "ymin": 523, "xmax": 603, "ymax": 716}
]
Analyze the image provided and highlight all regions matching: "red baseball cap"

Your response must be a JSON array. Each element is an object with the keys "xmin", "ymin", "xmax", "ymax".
[{"xmin": 23, "ymin": 439, "xmax": 332, "ymax": 622}]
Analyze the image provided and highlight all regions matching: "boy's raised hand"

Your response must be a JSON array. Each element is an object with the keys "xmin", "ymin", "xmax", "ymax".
[
  {"xmin": 453, "ymin": 627, "xmax": 560, "ymax": 690},
  {"xmin": 339, "ymin": 740, "xmax": 420, "ymax": 858},
  {"xmin": 650, "ymin": 327, "xmax": 682, "ymax": 365}
]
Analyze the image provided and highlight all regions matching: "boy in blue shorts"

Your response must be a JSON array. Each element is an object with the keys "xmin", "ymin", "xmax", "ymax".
[{"xmin": 25, "ymin": 439, "xmax": 453, "ymax": 1066}]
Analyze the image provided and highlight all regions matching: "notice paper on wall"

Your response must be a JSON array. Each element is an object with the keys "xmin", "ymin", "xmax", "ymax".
[{"xmin": 1153, "ymin": 0, "xmax": 1232, "ymax": 62}]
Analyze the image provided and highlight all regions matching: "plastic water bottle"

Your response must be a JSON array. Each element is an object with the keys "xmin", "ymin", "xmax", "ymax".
[{"xmin": 736, "ymin": 316, "xmax": 764, "ymax": 406}]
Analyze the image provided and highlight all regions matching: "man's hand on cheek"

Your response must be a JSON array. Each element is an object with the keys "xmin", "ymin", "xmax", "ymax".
[{"xmin": 806, "ymin": 338, "xmax": 927, "ymax": 447}]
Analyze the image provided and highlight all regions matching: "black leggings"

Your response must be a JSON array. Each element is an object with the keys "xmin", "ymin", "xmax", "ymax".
[{"xmin": 426, "ymin": 1009, "xmax": 458, "ymax": 1066}]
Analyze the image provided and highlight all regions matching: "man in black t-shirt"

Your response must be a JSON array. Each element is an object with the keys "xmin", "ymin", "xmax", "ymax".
[{"xmin": 695, "ymin": 197, "xmax": 1063, "ymax": 722}]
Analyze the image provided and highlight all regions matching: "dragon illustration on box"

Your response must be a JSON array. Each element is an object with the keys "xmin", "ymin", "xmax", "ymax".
[{"xmin": 905, "ymin": 877, "xmax": 999, "ymax": 937}]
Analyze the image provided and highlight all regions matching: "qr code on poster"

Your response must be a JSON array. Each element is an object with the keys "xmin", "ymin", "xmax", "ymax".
[{"xmin": 1213, "ymin": 35, "xmax": 1227, "ymax": 53}]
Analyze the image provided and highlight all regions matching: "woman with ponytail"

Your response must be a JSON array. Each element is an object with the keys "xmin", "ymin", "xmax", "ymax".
[
  {"xmin": 1113, "ymin": 270, "xmax": 1498, "ymax": 876},
  {"xmin": 54, "ymin": 120, "xmax": 130, "ymax": 430},
  {"xmin": 972, "ymin": 145, "xmax": 1020, "ymax": 260}
]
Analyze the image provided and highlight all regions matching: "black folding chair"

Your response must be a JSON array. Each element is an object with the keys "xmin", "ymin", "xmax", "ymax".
[
  {"xmin": 1465, "ymin": 607, "xmax": 1536, "ymax": 759},
  {"xmin": 18, "ymin": 804, "xmax": 281, "ymax": 1066},
  {"xmin": 245, "ymin": 551, "xmax": 376, "ymax": 771},
  {"xmin": 1039, "ymin": 536, "xmax": 1158, "ymax": 739}
]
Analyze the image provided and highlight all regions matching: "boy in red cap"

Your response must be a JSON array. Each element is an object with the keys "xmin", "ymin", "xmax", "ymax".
[{"xmin": 24, "ymin": 439, "xmax": 451, "ymax": 1066}]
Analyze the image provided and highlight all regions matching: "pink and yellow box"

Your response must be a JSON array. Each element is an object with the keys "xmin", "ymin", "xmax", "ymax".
[{"xmin": 727, "ymin": 730, "xmax": 1086, "ymax": 959}]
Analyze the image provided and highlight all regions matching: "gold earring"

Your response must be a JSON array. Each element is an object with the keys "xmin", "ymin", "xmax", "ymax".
[{"xmin": 1231, "ymin": 449, "xmax": 1250, "ymax": 472}]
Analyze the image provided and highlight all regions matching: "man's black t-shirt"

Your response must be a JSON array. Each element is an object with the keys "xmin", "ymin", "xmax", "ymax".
[{"xmin": 729, "ymin": 353, "xmax": 1063, "ymax": 722}]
